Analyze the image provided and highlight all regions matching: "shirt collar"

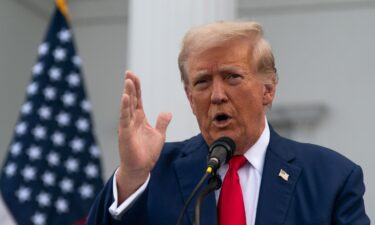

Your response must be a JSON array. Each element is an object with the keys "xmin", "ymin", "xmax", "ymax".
[{"xmin": 243, "ymin": 117, "xmax": 270, "ymax": 175}]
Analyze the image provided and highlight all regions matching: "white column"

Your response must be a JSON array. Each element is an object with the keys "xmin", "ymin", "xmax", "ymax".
[
  {"xmin": 0, "ymin": 196, "xmax": 16, "ymax": 225},
  {"xmin": 127, "ymin": 0, "xmax": 236, "ymax": 141}
]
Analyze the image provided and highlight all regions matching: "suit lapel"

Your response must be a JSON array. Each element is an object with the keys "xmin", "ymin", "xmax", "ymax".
[
  {"xmin": 255, "ymin": 129, "xmax": 302, "ymax": 225},
  {"xmin": 172, "ymin": 130, "xmax": 302, "ymax": 225},
  {"xmin": 173, "ymin": 135, "xmax": 217, "ymax": 225}
]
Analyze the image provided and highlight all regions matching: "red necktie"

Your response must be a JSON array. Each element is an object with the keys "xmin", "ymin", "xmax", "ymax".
[{"xmin": 218, "ymin": 155, "xmax": 247, "ymax": 225}]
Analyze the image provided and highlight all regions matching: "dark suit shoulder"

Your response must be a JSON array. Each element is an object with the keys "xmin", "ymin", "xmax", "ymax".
[
  {"xmin": 269, "ymin": 130, "xmax": 361, "ymax": 196},
  {"xmin": 282, "ymin": 136, "xmax": 357, "ymax": 172},
  {"xmin": 275, "ymin": 134, "xmax": 366, "ymax": 207},
  {"xmin": 158, "ymin": 133, "xmax": 206, "ymax": 160},
  {"xmin": 151, "ymin": 133, "xmax": 207, "ymax": 176},
  {"xmin": 267, "ymin": 131, "xmax": 369, "ymax": 224}
]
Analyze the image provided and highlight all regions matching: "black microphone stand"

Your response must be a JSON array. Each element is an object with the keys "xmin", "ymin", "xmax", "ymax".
[
  {"xmin": 176, "ymin": 137, "xmax": 234, "ymax": 225},
  {"xmin": 194, "ymin": 174, "xmax": 222, "ymax": 225},
  {"xmin": 176, "ymin": 171, "xmax": 211, "ymax": 225}
]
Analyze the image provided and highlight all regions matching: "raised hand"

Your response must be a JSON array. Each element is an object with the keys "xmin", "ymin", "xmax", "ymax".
[{"xmin": 116, "ymin": 71, "xmax": 172, "ymax": 202}]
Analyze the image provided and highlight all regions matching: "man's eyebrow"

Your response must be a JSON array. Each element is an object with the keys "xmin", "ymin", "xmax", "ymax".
[
  {"xmin": 190, "ymin": 72, "xmax": 211, "ymax": 84},
  {"xmin": 195, "ymin": 70, "xmax": 211, "ymax": 77},
  {"xmin": 218, "ymin": 65, "xmax": 244, "ymax": 73}
]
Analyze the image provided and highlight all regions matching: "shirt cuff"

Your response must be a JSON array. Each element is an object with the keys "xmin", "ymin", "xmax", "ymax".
[{"xmin": 108, "ymin": 168, "xmax": 150, "ymax": 220}]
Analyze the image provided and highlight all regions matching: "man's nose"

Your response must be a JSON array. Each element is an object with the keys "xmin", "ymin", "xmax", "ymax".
[{"xmin": 211, "ymin": 80, "xmax": 228, "ymax": 104}]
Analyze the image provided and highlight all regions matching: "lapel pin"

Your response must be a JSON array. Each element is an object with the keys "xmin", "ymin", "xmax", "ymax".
[{"xmin": 279, "ymin": 169, "xmax": 289, "ymax": 181}]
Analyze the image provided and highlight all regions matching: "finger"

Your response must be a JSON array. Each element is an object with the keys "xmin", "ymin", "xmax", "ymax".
[
  {"xmin": 124, "ymin": 78, "xmax": 136, "ymax": 118},
  {"xmin": 121, "ymin": 71, "xmax": 137, "ymax": 123},
  {"xmin": 125, "ymin": 70, "xmax": 143, "ymax": 110},
  {"xmin": 155, "ymin": 112, "xmax": 172, "ymax": 136},
  {"xmin": 120, "ymin": 74, "xmax": 133, "ymax": 126},
  {"xmin": 125, "ymin": 71, "xmax": 138, "ymax": 110},
  {"xmin": 119, "ymin": 93, "xmax": 131, "ymax": 128}
]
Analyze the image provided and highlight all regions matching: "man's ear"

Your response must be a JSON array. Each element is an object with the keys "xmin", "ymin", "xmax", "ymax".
[
  {"xmin": 185, "ymin": 86, "xmax": 197, "ymax": 116},
  {"xmin": 263, "ymin": 82, "xmax": 276, "ymax": 106}
]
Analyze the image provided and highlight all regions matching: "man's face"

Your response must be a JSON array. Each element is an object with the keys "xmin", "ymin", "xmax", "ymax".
[{"xmin": 185, "ymin": 39, "xmax": 275, "ymax": 154}]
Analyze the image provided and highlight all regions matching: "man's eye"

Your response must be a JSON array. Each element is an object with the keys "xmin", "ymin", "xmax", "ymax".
[
  {"xmin": 194, "ymin": 79, "xmax": 207, "ymax": 86},
  {"xmin": 227, "ymin": 74, "xmax": 240, "ymax": 79},
  {"xmin": 193, "ymin": 79, "xmax": 210, "ymax": 90},
  {"xmin": 226, "ymin": 74, "xmax": 242, "ymax": 83}
]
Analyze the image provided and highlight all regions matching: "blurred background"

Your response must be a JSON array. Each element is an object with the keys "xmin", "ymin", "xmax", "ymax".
[{"xmin": 1, "ymin": 0, "xmax": 374, "ymax": 221}]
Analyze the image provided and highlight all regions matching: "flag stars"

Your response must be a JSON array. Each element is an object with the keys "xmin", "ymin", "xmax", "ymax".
[
  {"xmin": 90, "ymin": 145, "xmax": 101, "ymax": 158},
  {"xmin": 16, "ymin": 122, "xmax": 28, "ymax": 136},
  {"xmin": 10, "ymin": 142, "xmax": 22, "ymax": 156},
  {"xmin": 66, "ymin": 73, "xmax": 80, "ymax": 87},
  {"xmin": 65, "ymin": 158, "xmax": 79, "ymax": 173},
  {"xmin": 27, "ymin": 145, "xmax": 42, "ymax": 161},
  {"xmin": 59, "ymin": 178, "xmax": 74, "ymax": 193},
  {"xmin": 15, "ymin": 186, "xmax": 31, "ymax": 202},
  {"xmin": 36, "ymin": 192, "xmax": 51, "ymax": 207},
  {"xmin": 53, "ymin": 47, "xmax": 66, "ymax": 61},
  {"xmin": 38, "ymin": 43, "xmax": 49, "ymax": 56},
  {"xmin": 27, "ymin": 82, "xmax": 39, "ymax": 95},
  {"xmin": 72, "ymin": 55, "xmax": 81, "ymax": 66},
  {"xmin": 21, "ymin": 102, "xmax": 33, "ymax": 115},
  {"xmin": 3, "ymin": 11, "xmax": 103, "ymax": 221},
  {"xmin": 62, "ymin": 92, "xmax": 76, "ymax": 106},
  {"xmin": 21, "ymin": 165, "xmax": 37, "ymax": 181},
  {"xmin": 31, "ymin": 212, "xmax": 46, "ymax": 225},
  {"xmin": 32, "ymin": 125, "xmax": 47, "ymax": 140},
  {"xmin": 71, "ymin": 137, "xmax": 84, "ymax": 152},
  {"xmin": 58, "ymin": 29, "xmax": 71, "ymax": 43},
  {"xmin": 49, "ymin": 67, "xmax": 62, "ymax": 81},
  {"xmin": 42, "ymin": 171, "xmax": 56, "ymax": 186},
  {"xmin": 47, "ymin": 152, "xmax": 60, "ymax": 166},
  {"xmin": 81, "ymin": 99, "xmax": 91, "ymax": 112},
  {"xmin": 79, "ymin": 183, "xmax": 94, "ymax": 199},
  {"xmin": 38, "ymin": 106, "xmax": 52, "ymax": 120},
  {"xmin": 55, "ymin": 198, "xmax": 69, "ymax": 213},
  {"xmin": 4, "ymin": 162, "xmax": 17, "ymax": 177},
  {"xmin": 52, "ymin": 131, "xmax": 65, "ymax": 146},
  {"xmin": 43, "ymin": 86, "xmax": 57, "ymax": 100},
  {"xmin": 32, "ymin": 62, "xmax": 44, "ymax": 75},
  {"xmin": 84, "ymin": 164, "xmax": 98, "ymax": 178},
  {"xmin": 76, "ymin": 118, "xmax": 89, "ymax": 132},
  {"xmin": 56, "ymin": 111, "xmax": 71, "ymax": 126}
]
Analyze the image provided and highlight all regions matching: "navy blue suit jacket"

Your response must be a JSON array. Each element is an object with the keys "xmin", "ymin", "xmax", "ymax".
[{"xmin": 86, "ymin": 129, "xmax": 370, "ymax": 225}]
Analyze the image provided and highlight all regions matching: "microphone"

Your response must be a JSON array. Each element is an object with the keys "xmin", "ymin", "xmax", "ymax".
[
  {"xmin": 176, "ymin": 137, "xmax": 235, "ymax": 225},
  {"xmin": 206, "ymin": 137, "xmax": 235, "ymax": 173}
]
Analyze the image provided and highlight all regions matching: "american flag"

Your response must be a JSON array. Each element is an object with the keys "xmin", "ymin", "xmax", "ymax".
[{"xmin": 0, "ymin": 3, "xmax": 103, "ymax": 225}]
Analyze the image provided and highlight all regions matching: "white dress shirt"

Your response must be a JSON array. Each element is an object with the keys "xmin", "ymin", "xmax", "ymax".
[
  {"xmin": 109, "ymin": 121, "xmax": 270, "ymax": 225},
  {"xmin": 216, "ymin": 122, "xmax": 269, "ymax": 225}
]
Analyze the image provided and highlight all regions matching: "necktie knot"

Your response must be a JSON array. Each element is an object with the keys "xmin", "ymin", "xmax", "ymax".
[{"xmin": 228, "ymin": 155, "xmax": 247, "ymax": 171}]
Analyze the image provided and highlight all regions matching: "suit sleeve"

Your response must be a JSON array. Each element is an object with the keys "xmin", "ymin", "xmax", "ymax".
[
  {"xmin": 333, "ymin": 165, "xmax": 370, "ymax": 225},
  {"xmin": 85, "ymin": 175, "xmax": 149, "ymax": 225}
]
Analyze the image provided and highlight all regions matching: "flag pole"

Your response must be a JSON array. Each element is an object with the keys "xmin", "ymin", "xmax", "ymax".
[{"xmin": 55, "ymin": 0, "xmax": 71, "ymax": 21}]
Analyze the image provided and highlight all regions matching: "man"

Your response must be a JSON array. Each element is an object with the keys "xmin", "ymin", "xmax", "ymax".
[{"xmin": 86, "ymin": 21, "xmax": 370, "ymax": 225}]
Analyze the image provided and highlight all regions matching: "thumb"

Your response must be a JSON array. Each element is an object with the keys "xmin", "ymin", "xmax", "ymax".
[{"xmin": 155, "ymin": 112, "xmax": 172, "ymax": 135}]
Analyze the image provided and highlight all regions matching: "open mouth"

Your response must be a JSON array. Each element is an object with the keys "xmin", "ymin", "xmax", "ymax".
[
  {"xmin": 213, "ymin": 113, "xmax": 232, "ymax": 127},
  {"xmin": 215, "ymin": 114, "xmax": 229, "ymax": 121}
]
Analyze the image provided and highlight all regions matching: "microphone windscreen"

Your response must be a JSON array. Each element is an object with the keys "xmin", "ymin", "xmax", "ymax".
[{"xmin": 209, "ymin": 137, "xmax": 235, "ymax": 163}]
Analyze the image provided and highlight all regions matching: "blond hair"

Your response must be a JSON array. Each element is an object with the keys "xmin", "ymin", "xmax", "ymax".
[{"xmin": 178, "ymin": 21, "xmax": 278, "ymax": 86}]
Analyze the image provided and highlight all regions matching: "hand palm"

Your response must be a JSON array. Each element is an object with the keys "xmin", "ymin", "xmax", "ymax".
[{"xmin": 118, "ymin": 71, "xmax": 172, "ymax": 177}]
